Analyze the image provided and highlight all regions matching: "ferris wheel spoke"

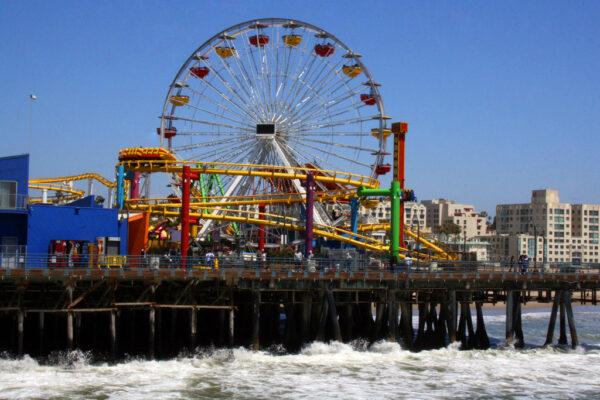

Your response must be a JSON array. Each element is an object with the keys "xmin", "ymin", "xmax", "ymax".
[
  {"xmin": 282, "ymin": 135, "xmax": 378, "ymax": 153},
  {"xmin": 171, "ymin": 135, "xmax": 251, "ymax": 152},
  {"xmin": 285, "ymin": 137, "xmax": 372, "ymax": 168},
  {"xmin": 285, "ymin": 56, "xmax": 346, "ymax": 119},
  {"xmin": 293, "ymin": 115, "xmax": 375, "ymax": 131},
  {"xmin": 176, "ymin": 130, "xmax": 252, "ymax": 136},
  {"xmin": 184, "ymin": 102, "xmax": 254, "ymax": 127},
  {"xmin": 287, "ymin": 82, "xmax": 364, "ymax": 126},
  {"xmin": 196, "ymin": 74, "xmax": 258, "ymax": 120},
  {"xmin": 207, "ymin": 57, "xmax": 262, "ymax": 119},
  {"xmin": 186, "ymin": 85, "xmax": 254, "ymax": 122},
  {"xmin": 278, "ymin": 45, "xmax": 319, "ymax": 116},
  {"xmin": 174, "ymin": 115, "xmax": 254, "ymax": 132}
]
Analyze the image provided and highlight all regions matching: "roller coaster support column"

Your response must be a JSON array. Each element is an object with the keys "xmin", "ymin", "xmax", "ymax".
[
  {"xmin": 130, "ymin": 172, "xmax": 140, "ymax": 200},
  {"xmin": 304, "ymin": 173, "xmax": 315, "ymax": 257},
  {"xmin": 345, "ymin": 197, "xmax": 359, "ymax": 249},
  {"xmin": 258, "ymin": 203, "xmax": 266, "ymax": 252},
  {"xmin": 392, "ymin": 122, "xmax": 408, "ymax": 247},
  {"xmin": 358, "ymin": 182, "xmax": 402, "ymax": 262},
  {"xmin": 181, "ymin": 166, "xmax": 191, "ymax": 268},
  {"xmin": 117, "ymin": 165, "xmax": 125, "ymax": 210}
]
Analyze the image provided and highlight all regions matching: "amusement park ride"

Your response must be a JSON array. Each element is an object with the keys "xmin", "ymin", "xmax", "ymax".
[{"xmin": 26, "ymin": 18, "xmax": 457, "ymax": 263}]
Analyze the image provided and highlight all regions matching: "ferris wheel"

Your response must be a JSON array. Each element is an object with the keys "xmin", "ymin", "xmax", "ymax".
[{"xmin": 158, "ymin": 18, "xmax": 390, "ymax": 240}]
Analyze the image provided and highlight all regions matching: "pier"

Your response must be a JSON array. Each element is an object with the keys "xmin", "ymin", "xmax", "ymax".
[{"xmin": 0, "ymin": 263, "xmax": 597, "ymax": 361}]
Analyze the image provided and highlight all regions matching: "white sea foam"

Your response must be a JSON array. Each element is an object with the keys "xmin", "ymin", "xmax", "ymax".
[{"xmin": 0, "ymin": 308, "xmax": 598, "ymax": 399}]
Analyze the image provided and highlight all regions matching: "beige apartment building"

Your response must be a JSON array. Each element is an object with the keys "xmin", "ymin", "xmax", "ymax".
[
  {"xmin": 421, "ymin": 199, "xmax": 488, "ymax": 239},
  {"xmin": 360, "ymin": 200, "xmax": 427, "ymax": 229},
  {"xmin": 493, "ymin": 189, "xmax": 599, "ymax": 263}
]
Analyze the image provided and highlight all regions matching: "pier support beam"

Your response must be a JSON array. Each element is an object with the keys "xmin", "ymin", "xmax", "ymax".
[
  {"xmin": 505, "ymin": 290, "xmax": 514, "ymax": 345},
  {"xmin": 327, "ymin": 290, "xmax": 343, "ymax": 342},
  {"xmin": 387, "ymin": 291, "xmax": 398, "ymax": 342},
  {"xmin": 302, "ymin": 292, "xmax": 312, "ymax": 344},
  {"xmin": 251, "ymin": 290, "xmax": 260, "ymax": 351},
  {"xmin": 110, "ymin": 310, "xmax": 117, "ymax": 363},
  {"xmin": 544, "ymin": 290, "xmax": 561, "ymax": 346},
  {"xmin": 475, "ymin": 302, "xmax": 490, "ymax": 349},
  {"xmin": 448, "ymin": 291, "xmax": 457, "ymax": 343},
  {"xmin": 559, "ymin": 298, "xmax": 568, "ymax": 345},
  {"xmin": 189, "ymin": 308, "xmax": 197, "ymax": 352},
  {"xmin": 229, "ymin": 308, "xmax": 235, "ymax": 347},
  {"xmin": 39, "ymin": 312, "xmax": 45, "ymax": 355},
  {"xmin": 564, "ymin": 291, "xmax": 579, "ymax": 349},
  {"xmin": 17, "ymin": 311, "xmax": 24, "ymax": 357},
  {"xmin": 148, "ymin": 307, "xmax": 155, "ymax": 360}
]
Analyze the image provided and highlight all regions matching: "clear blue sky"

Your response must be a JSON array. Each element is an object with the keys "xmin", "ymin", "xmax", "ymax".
[{"xmin": 1, "ymin": 0, "xmax": 599, "ymax": 216}]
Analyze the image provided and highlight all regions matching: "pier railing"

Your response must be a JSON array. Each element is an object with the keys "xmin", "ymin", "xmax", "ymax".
[{"xmin": 1, "ymin": 253, "xmax": 599, "ymax": 275}]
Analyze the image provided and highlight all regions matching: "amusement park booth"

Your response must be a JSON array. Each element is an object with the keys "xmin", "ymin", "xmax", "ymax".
[{"xmin": 0, "ymin": 153, "xmax": 127, "ymax": 268}]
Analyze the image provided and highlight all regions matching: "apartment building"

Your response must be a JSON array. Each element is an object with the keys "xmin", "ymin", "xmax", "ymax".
[
  {"xmin": 421, "ymin": 199, "xmax": 488, "ymax": 239},
  {"xmin": 495, "ymin": 189, "xmax": 599, "ymax": 263},
  {"xmin": 361, "ymin": 200, "xmax": 427, "ymax": 229}
]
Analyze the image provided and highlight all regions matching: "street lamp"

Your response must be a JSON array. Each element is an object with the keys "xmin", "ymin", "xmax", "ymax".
[
  {"xmin": 29, "ymin": 94, "xmax": 36, "ymax": 154},
  {"xmin": 413, "ymin": 217, "xmax": 420, "ymax": 259}
]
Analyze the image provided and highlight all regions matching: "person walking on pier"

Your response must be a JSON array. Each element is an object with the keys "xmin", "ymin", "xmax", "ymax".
[
  {"xmin": 205, "ymin": 250, "xmax": 215, "ymax": 270},
  {"xmin": 294, "ymin": 248, "xmax": 303, "ymax": 271},
  {"xmin": 344, "ymin": 250, "xmax": 353, "ymax": 272},
  {"xmin": 404, "ymin": 256, "xmax": 413, "ymax": 272},
  {"xmin": 521, "ymin": 255, "xmax": 530, "ymax": 275}
]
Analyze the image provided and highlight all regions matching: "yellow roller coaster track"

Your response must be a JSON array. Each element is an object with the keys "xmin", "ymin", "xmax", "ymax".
[
  {"xmin": 28, "ymin": 173, "xmax": 119, "ymax": 204},
  {"xmin": 117, "ymin": 159, "xmax": 380, "ymax": 190}
]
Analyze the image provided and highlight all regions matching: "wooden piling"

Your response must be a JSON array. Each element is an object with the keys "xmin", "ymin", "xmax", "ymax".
[
  {"xmin": 229, "ymin": 308, "xmax": 235, "ymax": 347},
  {"xmin": 189, "ymin": 308, "xmax": 197, "ymax": 352},
  {"xmin": 251, "ymin": 290, "xmax": 260, "ymax": 351},
  {"xmin": 564, "ymin": 291, "xmax": 579, "ymax": 348},
  {"xmin": 302, "ymin": 292, "xmax": 312, "ymax": 344},
  {"xmin": 316, "ymin": 293, "xmax": 329, "ymax": 342},
  {"xmin": 38, "ymin": 312, "xmax": 45, "ymax": 355},
  {"xmin": 559, "ymin": 296, "xmax": 568, "ymax": 345},
  {"xmin": 327, "ymin": 290, "xmax": 343, "ymax": 342},
  {"xmin": 475, "ymin": 302, "xmax": 490, "ymax": 349},
  {"xmin": 505, "ymin": 290, "xmax": 514, "ymax": 345},
  {"xmin": 110, "ymin": 310, "xmax": 116, "ymax": 363},
  {"xmin": 148, "ymin": 307, "xmax": 155, "ymax": 360},
  {"xmin": 387, "ymin": 291, "xmax": 398, "ymax": 342},
  {"xmin": 448, "ymin": 290, "xmax": 457, "ymax": 343},
  {"xmin": 17, "ymin": 311, "xmax": 24, "ymax": 357},
  {"xmin": 544, "ymin": 290, "xmax": 561, "ymax": 346}
]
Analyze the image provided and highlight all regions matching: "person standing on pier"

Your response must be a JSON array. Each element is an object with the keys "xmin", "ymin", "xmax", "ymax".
[{"xmin": 294, "ymin": 248, "xmax": 303, "ymax": 270}]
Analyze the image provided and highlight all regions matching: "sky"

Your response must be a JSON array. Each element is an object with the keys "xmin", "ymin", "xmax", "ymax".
[{"xmin": 1, "ymin": 0, "xmax": 599, "ymax": 216}]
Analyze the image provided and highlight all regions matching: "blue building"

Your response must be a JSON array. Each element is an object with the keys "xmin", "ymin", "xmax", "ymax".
[{"xmin": 0, "ymin": 154, "xmax": 126, "ymax": 267}]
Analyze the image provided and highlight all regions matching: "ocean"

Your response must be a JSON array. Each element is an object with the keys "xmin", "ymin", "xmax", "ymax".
[{"xmin": 1, "ymin": 306, "xmax": 599, "ymax": 399}]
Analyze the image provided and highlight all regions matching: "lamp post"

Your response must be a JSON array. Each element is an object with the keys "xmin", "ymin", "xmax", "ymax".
[
  {"xmin": 29, "ymin": 94, "xmax": 36, "ymax": 154},
  {"xmin": 533, "ymin": 224, "xmax": 538, "ymax": 268},
  {"xmin": 413, "ymin": 217, "xmax": 420, "ymax": 260}
]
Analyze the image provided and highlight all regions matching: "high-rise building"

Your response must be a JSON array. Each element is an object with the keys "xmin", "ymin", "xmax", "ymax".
[{"xmin": 493, "ymin": 189, "xmax": 599, "ymax": 263}]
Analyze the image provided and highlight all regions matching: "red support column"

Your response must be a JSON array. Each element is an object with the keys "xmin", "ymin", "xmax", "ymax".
[
  {"xmin": 392, "ymin": 122, "xmax": 408, "ymax": 247},
  {"xmin": 130, "ymin": 171, "xmax": 140, "ymax": 200},
  {"xmin": 258, "ymin": 203, "xmax": 266, "ymax": 252},
  {"xmin": 181, "ymin": 166, "xmax": 191, "ymax": 268}
]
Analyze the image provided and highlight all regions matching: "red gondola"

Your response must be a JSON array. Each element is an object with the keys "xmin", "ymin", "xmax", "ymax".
[
  {"xmin": 375, "ymin": 164, "xmax": 391, "ymax": 175},
  {"xmin": 156, "ymin": 127, "xmax": 177, "ymax": 139},
  {"xmin": 190, "ymin": 67, "xmax": 210, "ymax": 79},
  {"xmin": 360, "ymin": 94, "xmax": 377, "ymax": 105},
  {"xmin": 314, "ymin": 43, "xmax": 334, "ymax": 57},
  {"xmin": 249, "ymin": 35, "xmax": 269, "ymax": 47}
]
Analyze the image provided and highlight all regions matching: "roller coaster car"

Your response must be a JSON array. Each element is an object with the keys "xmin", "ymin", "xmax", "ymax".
[
  {"xmin": 190, "ymin": 67, "xmax": 210, "ymax": 79},
  {"xmin": 314, "ymin": 43, "xmax": 334, "ymax": 57},
  {"xmin": 249, "ymin": 35, "xmax": 269, "ymax": 47}
]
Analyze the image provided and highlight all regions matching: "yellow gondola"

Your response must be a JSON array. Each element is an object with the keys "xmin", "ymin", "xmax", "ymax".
[
  {"xmin": 371, "ymin": 128, "xmax": 391, "ymax": 140},
  {"xmin": 169, "ymin": 96, "xmax": 189, "ymax": 106},
  {"xmin": 282, "ymin": 35, "xmax": 302, "ymax": 47},
  {"xmin": 342, "ymin": 64, "xmax": 362, "ymax": 78},
  {"xmin": 215, "ymin": 47, "xmax": 236, "ymax": 58}
]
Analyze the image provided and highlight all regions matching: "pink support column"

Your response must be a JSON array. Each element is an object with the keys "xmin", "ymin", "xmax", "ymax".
[
  {"xmin": 304, "ymin": 173, "xmax": 315, "ymax": 257},
  {"xmin": 258, "ymin": 203, "xmax": 266, "ymax": 252},
  {"xmin": 181, "ymin": 166, "xmax": 191, "ymax": 268}
]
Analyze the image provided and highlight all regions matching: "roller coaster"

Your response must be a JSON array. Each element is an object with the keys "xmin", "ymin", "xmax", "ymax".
[{"xmin": 26, "ymin": 18, "xmax": 459, "ymax": 262}]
